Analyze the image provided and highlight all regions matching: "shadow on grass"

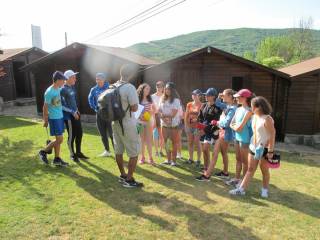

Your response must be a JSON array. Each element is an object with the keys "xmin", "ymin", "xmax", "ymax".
[
  {"xmin": 0, "ymin": 116, "xmax": 37, "ymax": 130},
  {"xmin": 280, "ymin": 152, "xmax": 320, "ymax": 168},
  {"xmin": 69, "ymin": 160, "xmax": 259, "ymax": 240}
]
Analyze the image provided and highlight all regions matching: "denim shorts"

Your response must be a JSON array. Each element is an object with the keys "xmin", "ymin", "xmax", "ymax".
[{"xmin": 48, "ymin": 118, "xmax": 65, "ymax": 136}]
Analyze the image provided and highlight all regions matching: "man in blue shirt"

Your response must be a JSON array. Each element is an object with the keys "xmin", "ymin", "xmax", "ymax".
[
  {"xmin": 38, "ymin": 71, "xmax": 68, "ymax": 166},
  {"xmin": 61, "ymin": 69, "xmax": 88, "ymax": 162},
  {"xmin": 88, "ymin": 72, "xmax": 113, "ymax": 157}
]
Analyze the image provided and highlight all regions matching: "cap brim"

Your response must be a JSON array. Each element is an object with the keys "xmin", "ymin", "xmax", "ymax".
[{"xmin": 233, "ymin": 93, "xmax": 241, "ymax": 97}]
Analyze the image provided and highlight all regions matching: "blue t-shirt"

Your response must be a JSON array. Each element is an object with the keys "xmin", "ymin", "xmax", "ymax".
[
  {"xmin": 234, "ymin": 106, "xmax": 252, "ymax": 144},
  {"xmin": 44, "ymin": 85, "xmax": 63, "ymax": 120}
]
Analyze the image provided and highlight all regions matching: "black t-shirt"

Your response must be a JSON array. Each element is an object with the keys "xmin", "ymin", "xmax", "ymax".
[{"xmin": 198, "ymin": 102, "xmax": 222, "ymax": 135}]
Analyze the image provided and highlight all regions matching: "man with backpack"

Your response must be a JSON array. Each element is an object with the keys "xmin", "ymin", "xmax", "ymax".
[{"xmin": 98, "ymin": 64, "xmax": 142, "ymax": 188}]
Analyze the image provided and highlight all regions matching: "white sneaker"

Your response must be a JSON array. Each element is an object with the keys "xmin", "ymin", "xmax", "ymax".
[
  {"xmin": 171, "ymin": 161, "xmax": 177, "ymax": 167},
  {"xmin": 229, "ymin": 188, "xmax": 246, "ymax": 196},
  {"xmin": 98, "ymin": 150, "xmax": 112, "ymax": 157},
  {"xmin": 261, "ymin": 188, "xmax": 269, "ymax": 198},
  {"xmin": 225, "ymin": 178, "xmax": 240, "ymax": 187}
]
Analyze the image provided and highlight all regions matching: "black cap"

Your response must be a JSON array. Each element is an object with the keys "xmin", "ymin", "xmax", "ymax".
[
  {"xmin": 165, "ymin": 82, "xmax": 175, "ymax": 89},
  {"xmin": 52, "ymin": 71, "xmax": 67, "ymax": 82},
  {"xmin": 204, "ymin": 88, "xmax": 218, "ymax": 97}
]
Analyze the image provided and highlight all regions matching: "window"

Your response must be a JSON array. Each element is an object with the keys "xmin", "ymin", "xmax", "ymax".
[{"xmin": 232, "ymin": 77, "xmax": 244, "ymax": 91}]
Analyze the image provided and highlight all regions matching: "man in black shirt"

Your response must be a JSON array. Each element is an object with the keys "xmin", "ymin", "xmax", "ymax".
[{"xmin": 197, "ymin": 88, "xmax": 222, "ymax": 171}]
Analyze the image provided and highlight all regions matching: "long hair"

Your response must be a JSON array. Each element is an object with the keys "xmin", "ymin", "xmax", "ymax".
[
  {"xmin": 162, "ymin": 86, "xmax": 180, "ymax": 104},
  {"xmin": 137, "ymin": 83, "xmax": 152, "ymax": 103},
  {"xmin": 251, "ymin": 96, "xmax": 273, "ymax": 115}
]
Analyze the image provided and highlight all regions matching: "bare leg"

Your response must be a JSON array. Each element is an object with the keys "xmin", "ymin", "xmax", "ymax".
[
  {"xmin": 187, "ymin": 133, "xmax": 194, "ymax": 160},
  {"xmin": 195, "ymin": 135, "xmax": 201, "ymax": 161},
  {"xmin": 234, "ymin": 143, "xmax": 242, "ymax": 180},
  {"xmin": 220, "ymin": 139, "xmax": 229, "ymax": 174},
  {"xmin": 127, "ymin": 156, "xmax": 138, "ymax": 181},
  {"xmin": 202, "ymin": 143, "xmax": 210, "ymax": 170},
  {"xmin": 171, "ymin": 129, "xmax": 179, "ymax": 163},
  {"xmin": 205, "ymin": 139, "xmax": 221, "ymax": 177},
  {"xmin": 260, "ymin": 159, "xmax": 270, "ymax": 189},
  {"xmin": 162, "ymin": 127, "xmax": 171, "ymax": 161},
  {"xmin": 140, "ymin": 128, "xmax": 146, "ymax": 159},
  {"xmin": 115, "ymin": 154, "xmax": 126, "ymax": 177},
  {"xmin": 53, "ymin": 135, "xmax": 63, "ymax": 158},
  {"xmin": 146, "ymin": 125, "xmax": 153, "ymax": 160},
  {"xmin": 241, "ymin": 147, "xmax": 249, "ymax": 177},
  {"xmin": 239, "ymin": 154, "xmax": 259, "ymax": 190}
]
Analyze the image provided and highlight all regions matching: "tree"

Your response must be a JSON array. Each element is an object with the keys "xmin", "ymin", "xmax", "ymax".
[
  {"xmin": 262, "ymin": 56, "xmax": 286, "ymax": 69},
  {"xmin": 290, "ymin": 17, "xmax": 315, "ymax": 61},
  {"xmin": 243, "ymin": 51, "xmax": 255, "ymax": 61}
]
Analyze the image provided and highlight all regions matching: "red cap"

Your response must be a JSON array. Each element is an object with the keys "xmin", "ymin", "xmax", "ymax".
[{"xmin": 233, "ymin": 89, "xmax": 252, "ymax": 98}]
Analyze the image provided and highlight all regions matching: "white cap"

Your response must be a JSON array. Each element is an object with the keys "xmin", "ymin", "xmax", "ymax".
[{"xmin": 64, "ymin": 70, "xmax": 79, "ymax": 79}]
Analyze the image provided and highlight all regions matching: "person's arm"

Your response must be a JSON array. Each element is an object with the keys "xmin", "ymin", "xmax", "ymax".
[
  {"xmin": 231, "ymin": 111, "xmax": 253, "ymax": 132},
  {"xmin": 88, "ymin": 88, "xmax": 98, "ymax": 112},
  {"xmin": 197, "ymin": 104, "xmax": 205, "ymax": 123},
  {"xmin": 61, "ymin": 89, "xmax": 79, "ymax": 119},
  {"xmin": 215, "ymin": 98, "xmax": 227, "ymax": 110},
  {"xmin": 218, "ymin": 107, "xmax": 236, "ymax": 129},
  {"xmin": 43, "ymin": 103, "xmax": 49, "ymax": 127},
  {"xmin": 265, "ymin": 116, "xmax": 276, "ymax": 159},
  {"xmin": 185, "ymin": 104, "xmax": 191, "ymax": 128},
  {"xmin": 127, "ymin": 84, "xmax": 139, "ymax": 112}
]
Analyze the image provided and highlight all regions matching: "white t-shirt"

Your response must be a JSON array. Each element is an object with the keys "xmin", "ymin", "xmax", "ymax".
[
  {"xmin": 151, "ymin": 93, "xmax": 162, "ymax": 112},
  {"xmin": 159, "ymin": 98, "xmax": 181, "ymax": 127}
]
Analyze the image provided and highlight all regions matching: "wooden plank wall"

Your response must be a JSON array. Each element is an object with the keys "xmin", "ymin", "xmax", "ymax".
[
  {"xmin": 0, "ymin": 60, "xmax": 16, "ymax": 101},
  {"xmin": 286, "ymin": 75, "xmax": 319, "ymax": 134}
]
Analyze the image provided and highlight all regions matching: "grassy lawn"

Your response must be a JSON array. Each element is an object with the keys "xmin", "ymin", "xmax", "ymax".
[{"xmin": 0, "ymin": 115, "xmax": 319, "ymax": 240}]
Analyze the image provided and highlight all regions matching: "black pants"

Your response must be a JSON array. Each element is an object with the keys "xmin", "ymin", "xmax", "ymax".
[
  {"xmin": 65, "ymin": 115, "xmax": 83, "ymax": 156},
  {"xmin": 96, "ymin": 113, "xmax": 114, "ymax": 151}
]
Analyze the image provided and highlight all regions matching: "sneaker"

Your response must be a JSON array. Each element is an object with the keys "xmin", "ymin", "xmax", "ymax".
[
  {"xmin": 38, "ymin": 150, "xmax": 49, "ymax": 164},
  {"xmin": 118, "ymin": 175, "xmax": 127, "ymax": 183},
  {"xmin": 170, "ymin": 161, "xmax": 177, "ymax": 167},
  {"xmin": 139, "ymin": 157, "xmax": 145, "ymax": 164},
  {"xmin": 195, "ymin": 160, "xmax": 201, "ymax": 168},
  {"xmin": 161, "ymin": 160, "xmax": 172, "ymax": 165},
  {"xmin": 229, "ymin": 188, "xmax": 246, "ymax": 196},
  {"xmin": 71, "ymin": 155, "xmax": 80, "ymax": 163},
  {"xmin": 122, "ymin": 179, "xmax": 144, "ymax": 188},
  {"xmin": 184, "ymin": 159, "xmax": 194, "ymax": 164},
  {"xmin": 261, "ymin": 188, "xmax": 269, "ymax": 198},
  {"xmin": 196, "ymin": 174, "xmax": 211, "ymax": 182},
  {"xmin": 148, "ymin": 159, "xmax": 156, "ymax": 166},
  {"xmin": 214, "ymin": 171, "xmax": 230, "ymax": 179},
  {"xmin": 53, "ymin": 157, "xmax": 69, "ymax": 166},
  {"xmin": 225, "ymin": 178, "xmax": 240, "ymax": 187},
  {"xmin": 77, "ymin": 152, "xmax": 89, "ymax": 160},
  {"xmin": 99, "ymin": 150, "xmax": 112, "ymax": 157}
]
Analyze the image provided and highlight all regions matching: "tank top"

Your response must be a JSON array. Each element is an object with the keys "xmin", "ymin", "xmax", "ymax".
[
  {"xmin": 251, "ymin": 115, "xmax": 270, "ymax": 147},
  {"xmin": 139, "ymin": 100, "xmax": 153, "ymax": 125}
]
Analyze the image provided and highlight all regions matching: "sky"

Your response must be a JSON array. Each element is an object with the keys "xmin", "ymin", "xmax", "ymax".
[{"xmin": 0, "ymin": 0, "xmax": 319, "ymax": 52}]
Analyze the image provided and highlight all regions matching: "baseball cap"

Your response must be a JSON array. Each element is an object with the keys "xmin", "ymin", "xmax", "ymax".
[
  {"xmin": 52, "ymin": 71, "xmax": 67, "ymax": 82},
  {"xmin": 165, "ymin": 82, "xmax": 175, "ymax": 89},
  {"xmin": 64, "ymin": 70, "xmax": 79, "ymax": 80},
  {"xmin": 233, "ymin": 89, "xmax": 252, "ymax": 98},
  {"xmin": 96, "ymin": 72, "xmax": 107, "ymax": 81},
  {"xmin": 192, "ymin": 89, "xmax": 202, "ymax": 95},
  {"xmin": 204, "ymin": 88, "xmax": 218, "ymax": 97}
]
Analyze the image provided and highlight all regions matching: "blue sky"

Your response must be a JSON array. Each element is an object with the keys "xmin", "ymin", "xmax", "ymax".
[{"xmin": 0, "ymin": 0, "xmax": 319, "ymax": 52}]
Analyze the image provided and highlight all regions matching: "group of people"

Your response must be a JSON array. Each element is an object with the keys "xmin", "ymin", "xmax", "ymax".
[{"xmin": 38, "ymin": 64, "xmax": 277, "ymax": 196}]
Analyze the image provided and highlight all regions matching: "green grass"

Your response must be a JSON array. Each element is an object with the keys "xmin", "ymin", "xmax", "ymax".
[{"xmin": 0, "ymin": 116, "xmax": 319, "ymax": 240}]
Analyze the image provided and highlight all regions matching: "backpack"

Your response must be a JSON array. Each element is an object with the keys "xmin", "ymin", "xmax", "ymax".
[{"xmin": 97, "ymin": 82, "xmax": 129, "ymax": 134}]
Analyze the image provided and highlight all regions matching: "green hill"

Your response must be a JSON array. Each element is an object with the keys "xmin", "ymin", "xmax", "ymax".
[{"xmin": 127, "ymin": 28, "xmax": 320, "ymax": 62}]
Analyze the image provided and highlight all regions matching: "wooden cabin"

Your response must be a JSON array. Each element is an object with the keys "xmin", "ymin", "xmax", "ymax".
[
  {"xmin": 141, "ymin": 46, "xmax": 291, "ymax": 140},
  {"xmin": 22, "ymin": 42, "xmax": 158, "ymax": 115},
  {"xmin": 279, "ymin": 57, "xmax": 320, "ymax": 135},
  {"xmin": 0, "ymin": 47, "xmax": 48, "ymax": 101}
]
